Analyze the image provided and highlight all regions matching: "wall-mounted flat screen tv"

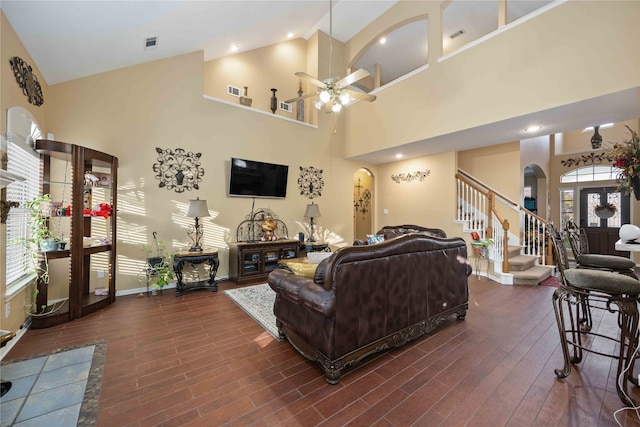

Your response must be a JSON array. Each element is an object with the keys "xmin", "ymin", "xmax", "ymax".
[{"xmin": 228, "ymin": 157, "xmax": 289, "ymax": 198}]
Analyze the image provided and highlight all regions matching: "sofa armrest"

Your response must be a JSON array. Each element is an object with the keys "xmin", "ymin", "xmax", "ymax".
[{"xmin": 268, "ymin": 269, "xmax": 336, "ymax": 318}]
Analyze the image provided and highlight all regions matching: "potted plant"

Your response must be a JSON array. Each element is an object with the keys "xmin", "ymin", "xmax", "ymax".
[
  {"xmin": 141, "ymin": 232, "xmax": 174, "ymax": 294},
  {"xmin": 148, "ymin": 255, "xmax": 174, "ymax": 294},
  {"xmin": 142, "ymin": 231, "xmax": 166, "ymax": 268},
  {"xmin": 594, "ymin": 201, "xmax": 617, "ymax": 219}
]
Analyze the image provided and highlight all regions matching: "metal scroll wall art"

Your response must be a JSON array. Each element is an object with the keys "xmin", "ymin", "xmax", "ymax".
[
  {"xmin": 236, "ymin": 208, "xmax": 288, "ymax": 242},
  {"xmin": 152, "ymin": 147, "xmax": 205, "ymax": 193},
  {"xmin": 560, "ymin": 152, "xmax": 615, "ymax": 168},
  {"xmin": 9, "ymin": 57, "xmax": 44, "ymax": 106},
  {"xmin": 391, "ymin": 169, "xmax": 431, "ymax": 184},
  {"xmin": 353, "ymin": 178, "xmax": 371, "ymax": 219},
  {"xmin": 298, "ymin": 166, "xmax": 324, "ymax": 199}
]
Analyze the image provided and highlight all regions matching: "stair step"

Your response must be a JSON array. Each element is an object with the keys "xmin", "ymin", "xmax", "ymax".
[
  {"xmin": 512, "ymin": 265, "xmax": 553, "ymax": 286},
  {"xmin": 508, "ymin": 254, "xmax": 538, "ymax": 272},
  {"xmin": 507, "ymin": 245, "xmax": 522, "ymax": 258}
]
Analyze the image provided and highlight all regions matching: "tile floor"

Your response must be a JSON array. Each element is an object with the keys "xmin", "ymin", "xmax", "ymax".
[{"xmin": 0, "ymin": 345, "xmax": 95, "ymax": 426}]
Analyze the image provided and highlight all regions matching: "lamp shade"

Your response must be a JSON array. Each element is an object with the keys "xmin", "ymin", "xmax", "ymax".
[
  {"xmin": 304, "ymin": 203, "xmax": 321, "ymax": 218},
  {"xmin": 186, "ymin": 197, "xmax": 210, "ymax": 217}
]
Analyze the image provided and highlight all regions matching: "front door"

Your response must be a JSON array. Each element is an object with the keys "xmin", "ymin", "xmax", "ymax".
[{"xmin": 579, "ymin": 186, "xmax": 630, "ymax": 256}]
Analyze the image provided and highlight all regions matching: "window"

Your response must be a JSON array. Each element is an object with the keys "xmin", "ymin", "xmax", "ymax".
[
  {"xmin": 559, "ymin": 189, "xmax": 574, "ymax": 230},
  {"xmin": 560, "ymin": 166, "xmax": 620, "ymax": 183},
  {"xmin": 5, "ymin": 138, "xmax": 40, "ymax": 294}
]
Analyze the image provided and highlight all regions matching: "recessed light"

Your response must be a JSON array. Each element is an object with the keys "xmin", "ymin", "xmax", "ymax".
[
  {"xmin": 395, "ymin": 153, "xmax": 403, "ymax": 159},
  {"xmin": 379, "ymin": 37, "xmax": 387, "ymax": 45},
  {"xmin": 230, "ymin": 44, "xmax": 239, "ymax": 52},
  {"xmin": 525, "ymin": 125, "xmax": 541, "ymax": 133},
  {"xmin": 287, "ymin": 32, "xmax": 294, "ymax": 38}
]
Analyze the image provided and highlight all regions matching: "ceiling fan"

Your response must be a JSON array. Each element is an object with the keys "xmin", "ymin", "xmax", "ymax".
[{"xmin": 285, "ymin": 0, "xmax": 376, "ymax": 113}]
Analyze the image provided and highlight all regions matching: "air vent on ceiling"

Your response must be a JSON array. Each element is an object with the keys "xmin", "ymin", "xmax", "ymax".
[
  {"xmin": 279, "ymin": 102, "xmax": 292, "ymax": 113},
  {"xmin": 227, "ymin": 84, "xmax": 242, "ymax": 97},
  {"xmin": 144, "ymin": 36, "xmax": 158, "ymax": 50},
  {"xmin": 449, "ymin": 29, "xmax": 465, "ymax": 39}
]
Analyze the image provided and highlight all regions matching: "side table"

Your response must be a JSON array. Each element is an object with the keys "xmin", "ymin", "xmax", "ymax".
[{"xmin": 173, "ymin": 249, "xmax": 219, "ymax": 296}]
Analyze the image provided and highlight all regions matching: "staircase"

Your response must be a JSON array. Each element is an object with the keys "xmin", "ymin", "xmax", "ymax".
[
  {"xmin": 456, "ymin": 169, "xmax": 554, "ymax": 285},
  {"xmin": 507, "ymin": 245, "xmax": 552, "ymax": 285}
]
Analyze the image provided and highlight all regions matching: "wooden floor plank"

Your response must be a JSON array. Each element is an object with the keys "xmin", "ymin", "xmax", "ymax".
[{"xmin": 3, "ymin": 277, "xmax": 640, "ymax": 426}]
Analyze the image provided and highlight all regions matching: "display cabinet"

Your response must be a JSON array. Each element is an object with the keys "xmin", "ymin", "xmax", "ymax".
[
  {"xmin": 229, "ymin": 240, "xmax": 299, "ymax": 285},
  {"xmin": 31, "ymin": 140, "xmax": 117, "ymax": 329}
]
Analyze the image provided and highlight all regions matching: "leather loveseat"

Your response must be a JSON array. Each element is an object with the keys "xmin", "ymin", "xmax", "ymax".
[
  {"xmin": 353, "ymin": 224, "xmax": 447, "ymax": 245},
  {"xmin": 268, "ymin": 233, "xmax": 472, "ymax": 384}
]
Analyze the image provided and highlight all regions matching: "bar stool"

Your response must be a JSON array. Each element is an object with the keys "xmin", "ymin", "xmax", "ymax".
[
  {"xmin": 548, "ymin": 223, "xmax": 640, "ymax": 407},
  {"xmin": 565, "ymin": 220, "xmax": 637, "ymax": 279}
]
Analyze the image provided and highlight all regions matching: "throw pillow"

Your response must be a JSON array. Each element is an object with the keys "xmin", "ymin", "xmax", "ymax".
[
  {"xmin": 366, "ymin": 234, "xmax": 384, "ymax": 245},
  {"xmin": 286, "ymin": 262, "xmax": 318, "ymax": 278}
]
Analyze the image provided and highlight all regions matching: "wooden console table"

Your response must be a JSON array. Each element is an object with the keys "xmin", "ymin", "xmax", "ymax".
[{"xmin": 173, "ymin": 249, "xmax": 219, "ymax": 296}]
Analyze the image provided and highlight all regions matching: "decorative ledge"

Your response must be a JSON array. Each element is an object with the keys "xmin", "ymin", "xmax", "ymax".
[{"xmin": 202, "ymin": 95, "xmax": 318, "ymax": 129}]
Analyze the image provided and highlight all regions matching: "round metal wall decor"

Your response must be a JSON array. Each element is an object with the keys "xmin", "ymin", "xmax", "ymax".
[
  {"xmin": 152, "ymin": 147, "xmax": 204, "ymax": 193},
  {"xmin": 298, "ymin": 166, "xmax": 324, "ymax": 199},
  {"xmin": 9, "ymin": 57, "xmax": 44, "ymax": 106}
]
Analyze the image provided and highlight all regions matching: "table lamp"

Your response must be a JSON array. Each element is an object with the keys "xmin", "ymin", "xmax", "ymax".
[
  {"xmin": 304, "ymin": 202, "xmax": 321, "ymax": 242},
  {"xmin": 186, "ymin": 197, "xmax": 210, "ymax": 251}
]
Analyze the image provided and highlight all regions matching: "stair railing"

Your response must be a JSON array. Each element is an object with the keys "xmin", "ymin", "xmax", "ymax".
[
  {"xmin": 520, "ymin": 208, "xmax": 550, "ymax": 265},
  {"xmin": 457, "ymin": 169, "xmax": 540, "ymax": 275}
]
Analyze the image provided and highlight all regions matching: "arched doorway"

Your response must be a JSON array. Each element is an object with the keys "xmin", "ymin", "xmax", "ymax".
[
  {"xmin": 523, "ymin": 164, "xmax": 548, "ymax": 219},
  {"xmin": 353, "ymin": 168, "xmax": 374, "ymax": 241}
]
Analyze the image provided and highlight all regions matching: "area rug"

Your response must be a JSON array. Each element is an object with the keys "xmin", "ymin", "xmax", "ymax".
[
  {"xmin": 0, "ymin": 339, "xmax": 106, "ymax": 426},
  {"xmin": 540, "ymin": 275, "xmax": 562, "ymax": 287},
  {"xmin": 224, "ymin": 284, "xmax": 281, "ymax": 341}
]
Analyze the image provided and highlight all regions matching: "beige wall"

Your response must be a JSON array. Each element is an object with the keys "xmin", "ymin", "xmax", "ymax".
[
  {"xmin": 204, "ymin": 38, "xmax": 308, "ymax": 119},
  {"xmin": 46, "ymin": 51, "xmax": 371, "ymax": 297},
  {"xmin": 556, "ymin": 119, "xmax": 639, "ymax": 155},
  {"xmin": 1, "ymin": 11, "xmax": 50, "ymax": 332},
  {"xmin": 374, "ymin": 152, "xmax": 457, "ymax": 238},
  {"xmin": 345, "ymin": 0, "xmax": 640, "ymax": 160},
  {"xmin": 458, "ymin": 142, "xmax": 521, "ymax": 237}
]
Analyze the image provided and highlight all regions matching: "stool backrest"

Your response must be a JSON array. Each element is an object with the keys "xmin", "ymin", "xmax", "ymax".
[
  {"xmin": 548, "ymin": 223, "xmax": 571, "ymax": 286},
  {"xmin": 565, "ymin": 220, "xmax": 589, "ymax": 258}
]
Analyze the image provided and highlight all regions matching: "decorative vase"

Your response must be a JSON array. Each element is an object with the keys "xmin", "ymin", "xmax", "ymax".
[
  {"xmin": 270, "ymin": 88, "xmax": 277, "ymax": 114},
  {"xmin": 296, "ymin": 88, "xmax": 304, "ymax": 122},
  {"xmin": 239, "ymin": 86, "xmax": 252, "ymax": 107},
  {"xmin": 590, "ymin": 125, "xmax": 603, "ymax": 149},
  {"xmin": 632, "ymin": 176, "xmax": 640, "ymax": 201}
]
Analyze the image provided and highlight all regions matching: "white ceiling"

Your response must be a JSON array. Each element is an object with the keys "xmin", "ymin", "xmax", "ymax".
[
  {"xmin": 1, "ymin": 0, "xmax": 398, "ymax": 85},
  {"xmin": 2, "ymin": 0, "xmax": 639, "ymax": 164}
]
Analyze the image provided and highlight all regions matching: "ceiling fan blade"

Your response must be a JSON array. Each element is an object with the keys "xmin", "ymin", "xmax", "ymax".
[
  {"xmin": 336, "ymin": 68, "xmax": 370, "ymax": 88},
  {"xmin": 344, "ymin": 88, "xmax": 376, "ymax": 102},
  {"xmin": 284, "ymin": 93, "xmax": 317, "ymax": 103},
  {"xmin": 295, "ymin": 72, "xmax": 326, "ymax": 88}
]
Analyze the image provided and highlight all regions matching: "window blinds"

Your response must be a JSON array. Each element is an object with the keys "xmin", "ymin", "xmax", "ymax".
[{"xmin": 5, "ymin": 140, "xmax": 40, "ymax": 289}]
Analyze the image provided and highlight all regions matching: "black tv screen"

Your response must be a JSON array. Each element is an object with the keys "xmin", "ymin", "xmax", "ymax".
[{"xmin": 228, "ymin": 158, "xmax": 289, "ymax": 198}]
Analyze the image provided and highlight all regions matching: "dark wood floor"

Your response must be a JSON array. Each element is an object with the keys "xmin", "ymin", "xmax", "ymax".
[{"xmin": 5, "ymin": 276, "xmax": 640, "ymax": 426}]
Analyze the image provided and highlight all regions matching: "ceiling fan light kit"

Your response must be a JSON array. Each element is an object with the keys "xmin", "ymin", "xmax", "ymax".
[{"xmin": 285, "ymin": 0, "xmax": 376, "ymax": 113}]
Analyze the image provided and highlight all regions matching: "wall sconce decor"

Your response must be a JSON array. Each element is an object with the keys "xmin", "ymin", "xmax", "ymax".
[
  {"xmin": 9, "ymin": 57, "xmax": 44, "ymax": 106},
  {"xmin": 186, "ymin": 197, "xmax": 210, "ymax": 251},
  {"xmin": 304, "ymin": 202, "xmax": 321, "ymax": 242},
  {"xmin": 353, "ymin": 178, "xmax": 371, "ymax": 219},
  {"xmin": 152, "ymin": 147, "xmax": 204, "ymax": 193},
  {"xmin": 591, "ymin": 125, "xmax": 603, "ymax": 150},
  {"xmin": 298, "ymin": 166, "xmax": 324, "ymax": 199},
  {"xmin": 391, "ymin": 169, "xmax": 431, "ymax": 184},
  {"xmin": 560, "ymin": 152, "xmax": 615, "ymax": 168}
]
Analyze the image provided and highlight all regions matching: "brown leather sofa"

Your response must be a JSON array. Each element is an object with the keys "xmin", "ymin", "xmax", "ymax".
[
  {"xmin": 268, "ymin": 233, "xmax": 472, "ymax": 384},
  {"xmin": 353, "ymin": 224, "xmax": 447, "ymax": 245}
]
